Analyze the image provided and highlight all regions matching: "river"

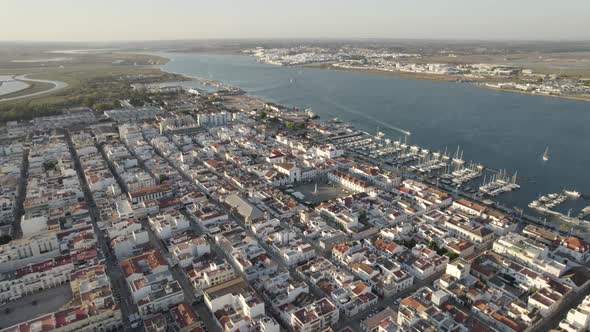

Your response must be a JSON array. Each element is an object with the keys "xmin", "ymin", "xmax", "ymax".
[
  {"xmin": 159, "ymin": 52, "xmax": 590, "ymax": 214},
  {"xmin": 0, "ymin": 75, "xmax": 68, "ymax": 102},
  {"xmin": 0, "ymin": 75, "xmax": 29, "ymax": 97}
]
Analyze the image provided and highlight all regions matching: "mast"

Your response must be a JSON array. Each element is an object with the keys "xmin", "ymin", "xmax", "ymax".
[
  {"xmin": 543, "ymin": 146, "xmax": 549, "ymax": 161},
  {"xmin": 512, "ymin": 170, "xmax": 518, "ymax": 184}
]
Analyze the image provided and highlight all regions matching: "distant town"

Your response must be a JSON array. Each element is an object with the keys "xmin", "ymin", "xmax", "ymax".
[
  {"xmin": 0, "ymin": 76, "xmax": 589, "ymax": 332},
  {"xmin": 244, "ymin": 46, "xmax": 590, "ymax": 100}
]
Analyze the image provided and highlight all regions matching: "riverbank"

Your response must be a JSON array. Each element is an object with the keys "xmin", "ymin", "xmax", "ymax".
[
  {"xmin": 302, "ymin": 63, "xmax": 590, "ymax": 102},
  {"xmin": 304, "ymin": 63, "xmax": 466, "ymax": 82},
  {"xmin": 157, "ymin": 52, "xmax": 590, "ymax": 213},
  {"xmin": 0, "ymin": 75, "xmax": 67, "ymax": 102},
  {"xmin": 478, "ymin": 84, "xmax": 590, "ymax": 102}
]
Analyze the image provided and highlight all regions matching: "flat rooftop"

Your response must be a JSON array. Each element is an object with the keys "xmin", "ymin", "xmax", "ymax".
[{"xmin": 204, "ymin": 277, "xmax": 247, "ymax": 300}]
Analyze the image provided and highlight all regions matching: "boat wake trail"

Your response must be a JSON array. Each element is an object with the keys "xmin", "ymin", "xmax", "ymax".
[
  {"xmin": 250, "ymin": 83, "xmax": 291, "ymax": 94},
  {"xmin": 321, "ymin": 97, "xmax": 412, "ymax": 136}
]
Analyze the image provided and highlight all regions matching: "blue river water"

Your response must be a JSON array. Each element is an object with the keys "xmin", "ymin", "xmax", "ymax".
[{"xmin": 160, "ymin": 52, "xmax": 590, "ymax": 213}]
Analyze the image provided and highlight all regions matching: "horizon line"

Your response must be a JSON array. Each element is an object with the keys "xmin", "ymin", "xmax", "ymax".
[{"xmin": 1, "ymin": 37, "xmax": 590, "ymax": 44}]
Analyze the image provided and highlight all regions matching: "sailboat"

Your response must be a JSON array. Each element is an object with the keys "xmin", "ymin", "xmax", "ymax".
[
  {"xmin": 563, "ymin": 189, "xmax": 581, "ymax": 199},
  {"xmin": 542, "ymin": 146, "xmax": 549, "ymax": 161}
]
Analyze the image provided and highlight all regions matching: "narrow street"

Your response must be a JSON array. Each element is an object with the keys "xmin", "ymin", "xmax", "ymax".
[
  {"xmin": 11, "ymin": 138, "xmax": 29, "ymax": 239},
  {"xmin": 65, "ymin": 131, "xmax": 141, "ymax": 331},
  {"xmin": 98, "ymin": 137, "xmax": 221, "ymax": 330},
  {"xmin": 145, "ymin": 133, "xmax": 333, "ymax": 328},
  {"xmin": 542, "ymin": 283, "xmax": 590, "ymax": 332}
]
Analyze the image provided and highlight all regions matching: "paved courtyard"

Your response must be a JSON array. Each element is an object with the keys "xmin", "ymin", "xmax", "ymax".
[
  {"xmin": 290, "ymin": 181, "xmax": 352, "ymax": 204},
  {"xmin": 0, "ymin": 284, "xmax": 73, "ymax": 328}
]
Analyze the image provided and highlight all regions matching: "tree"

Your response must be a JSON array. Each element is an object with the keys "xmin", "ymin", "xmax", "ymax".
[
  {"xmin": 159, "ymin": 174, "xmax": 169, "ymax": 183},
  {"xmin": 83, "ymin": 96, "xmax": 96, "ymax": 107},
  {"xmin": 445, "ymin": 252, "xmax": 459, "ymax": 261},
  {"xmin": 93, "ymin": 102, "xmax": 116, "ymax": 112},
  {"xmin": 0, "ymin": 235, "xmax": 11, "ymax": 245},
  {"xmin": 358, "ymin": 210, "xmax": 367, "ymax": 221},
  {"xmin": 402, "ymin": 239, "xmax": 417, "ymax": 249}
]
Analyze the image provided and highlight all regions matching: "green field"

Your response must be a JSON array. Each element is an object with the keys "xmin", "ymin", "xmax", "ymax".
[
  {"xmin": 0, "ymin": 51, "xmax": 186, "ymax": 122},
  {"xmin": 0, "ymin": 65, "xmax": 165, "ymax": 105}
]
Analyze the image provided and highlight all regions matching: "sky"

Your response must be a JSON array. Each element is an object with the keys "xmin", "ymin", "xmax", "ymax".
[{"xmin": 1, "ymin": 0, "xmax": 589, "ymax": 41}]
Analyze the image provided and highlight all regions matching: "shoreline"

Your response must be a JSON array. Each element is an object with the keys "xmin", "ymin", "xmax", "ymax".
[
  {"xmin": 304, "ymin": 63, "xmax": 465, "ymax": 82},
  {"xmin": 306, "ymin": 63, "xmax": 590, "ymax": 102},
  {"xmin": 0, "ymin": 75, "xmax": 31, "ymax": 98},
  {"xmin": 150, "ymin": 54, "xmax": 243, "ymax": 92},
  {"xmin": 152, "ymin": 52, "xmax": 590, "ymax": 102},
  {"xmin": 146, "ymin": 53, "xmax": 590, "ymax": 214},
  {"xmin": 477, "ymin": 84, "xmax": 590, "ymax": 102},
  {"xmin": 153, "ymin": 52, "xmax": 590, "ymax": 110}
]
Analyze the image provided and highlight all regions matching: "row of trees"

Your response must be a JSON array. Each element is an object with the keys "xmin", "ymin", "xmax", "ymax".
[{"xmin": 0, "ymin": 103, "xmax": 62, "ymax": 123}]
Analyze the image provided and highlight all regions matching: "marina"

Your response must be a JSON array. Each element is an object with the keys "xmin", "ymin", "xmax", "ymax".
[
  {"xmin": 326, "ymin": 125, "xmax": 516, "ymax": 200},
  {"xmin": 445, "ymin": 163, "xmax": 484, "ymax": 187},
  {"xmin": 479, "ymin": 169, "xmax": 520, "ymax": 197},
  {"xmin": 528, "ymin": 190, "xmax": 589, "ymax": 224},
  {"xmin": 160, "ymin": 52, "xmax": 590, "ymax": 214}
]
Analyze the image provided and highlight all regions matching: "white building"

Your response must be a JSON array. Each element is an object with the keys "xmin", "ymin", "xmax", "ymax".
[
  {"xmin": 445, "ymin": 259, "xmax": 471, "ymax": 280},
  {"xmin": 559, "ymin": 294, "xmax": 590, "ymax": 332},
  {"xmin": 111, "ymin": 230, "xmax": 150, "ymax": 259},
  {"xmin": 0, "ymin": 233, "xmax": 60, "ymax": 272},
  {"xmin": 291, "ymin": 298, "xmax": 339, "ymax": 332},
  {"xmin": 0, "ymin": 255, "xmax": 73, "ymax": 301},
  {"xmin": 203, "ymin": 278, "xmax": 279, "ymax": 332},
  {"xmin": 170, "ymin": 237, "xmax": 211, "ymax": 267},
  {"xmin": 136, "ymin": 280, "xmax": 185, "ymax": 317},
  {"xmin": 274, "ymin": 163, "xmax": 301, "ymax": 183},
  {"xmin": 315, "ymin": 144, "xmax": 344, "ymax": 159},
  {"xmin": 148, "ymin": 211, "xmax": 190, "ymax": 239},
  {"xmin": 197, "ymin": 111, "xmax": 232, "ymax": 127}
]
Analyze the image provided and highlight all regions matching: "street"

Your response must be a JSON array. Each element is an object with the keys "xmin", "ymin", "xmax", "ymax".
[{"xmin": 66, "ymin": 131, "xmax": 141, "ymax": 331}]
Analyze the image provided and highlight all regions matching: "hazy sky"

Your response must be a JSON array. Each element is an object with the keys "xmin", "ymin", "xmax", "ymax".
[{"xmin": 2, "ymin": 0, "xmax": 589, "ymax": 41}]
